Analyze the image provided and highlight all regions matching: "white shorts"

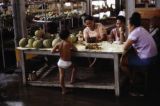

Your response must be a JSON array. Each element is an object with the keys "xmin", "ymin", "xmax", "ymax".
[{"xmin": 57, "ymin": 58, "xmax": 72, "ymax": 69}]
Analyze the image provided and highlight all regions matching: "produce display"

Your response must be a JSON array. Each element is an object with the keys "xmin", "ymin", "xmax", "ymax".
[
  {"xmin": 19, "ymin": 38, "xmax": 28, "ymax": 47},
  {"xmin": 43, "ymin": 39, "xmax": 52, "ymax": 48},
  {"xmin": 18, "ymin": 30, "xmax": 80, "ymax": 49},
  {"xmin": 52, "ymin": 37, "xmax": 61, "ymax": 48},
  {"xmin": 33, "ymin": 10, "xmax": 84, "ymax": 22}
]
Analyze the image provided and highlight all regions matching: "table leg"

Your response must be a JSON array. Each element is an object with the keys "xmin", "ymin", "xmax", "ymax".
[
  {"xmin": 20, "ymin": 51, "xmax": 26, "ymax": 85},
  {"xmin": 114, "ymin": 54, "xmax": 120, "ymax": 96}
]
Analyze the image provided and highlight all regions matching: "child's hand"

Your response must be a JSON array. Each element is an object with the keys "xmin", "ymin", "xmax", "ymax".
[
  {"xmin": 72, "ymin": 46, "xmax": 77, "ymax": 51},
  {"xmin": 51, "ymin": 49, "xmax": 54, "ymax": 53}
]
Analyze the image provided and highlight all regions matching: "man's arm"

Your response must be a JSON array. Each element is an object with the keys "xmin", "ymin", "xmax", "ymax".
[
  {"xmin": 108, "ymin": 29, "xmax": 115, "ymax": 42},
  {"xmin": 119, "ymin": 27, "xmax": 126, "ymax": 42}
]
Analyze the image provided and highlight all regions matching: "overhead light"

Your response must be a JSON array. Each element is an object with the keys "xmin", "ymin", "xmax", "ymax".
[
  {"xmin": 118, "ymin": 10, "xmax": 125, "ymax": 16},
  {"xmin": 65, "ymin": 2, "xmax": 71, "ymax": 7}
]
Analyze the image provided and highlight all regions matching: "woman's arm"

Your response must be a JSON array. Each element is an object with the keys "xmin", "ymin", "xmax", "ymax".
[
  {"xmin": 83, "ymin": 28, "xmax": 89, "ymax": 42},
  {"xmin": 120, "ymin": 39, "xmax": 134, "ymax": 65},
  {"xmin": 123, "ymin": 39, "xmax": 134, "ymax": 55}
]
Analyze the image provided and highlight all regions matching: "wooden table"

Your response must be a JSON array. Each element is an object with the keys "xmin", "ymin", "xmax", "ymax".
[{"xmin": 17, "ymin": 41, "xmax": 124, "ymax": 96}]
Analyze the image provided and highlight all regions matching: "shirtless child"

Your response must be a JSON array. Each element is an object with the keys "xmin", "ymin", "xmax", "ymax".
[{"xmin": 51, "ymin": 29, "xmax": 77, "ymax": 95}]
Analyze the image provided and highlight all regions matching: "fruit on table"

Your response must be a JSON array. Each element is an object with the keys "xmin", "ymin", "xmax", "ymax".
[
  {"xmin": 19, "ymin": 38, "xmax": 28, "ymax": 47},
  {"xmin": 32, "ymin": 40, "xmax": 43, "ymax": 48},
  {"xmin": 27, "ymin": 38, "xmax": 35, "ymax": 48},
  {"xmin": 34, "ymin": 29, "xmax": 45, "ymax": 38},
  {"xmin": 32, "ymin": 36, "xmax": 41, "ymax": 40},
  {"xmin": 69, "ymin": 34, "xmax": 77, "ymax": 43},
  {"xmin": 52, "ymin": 37, "xmax": 61, "ymax": 47},
  {"xmin": 43, "ymin": 39, "xmax": 52, "ymax": 48}
]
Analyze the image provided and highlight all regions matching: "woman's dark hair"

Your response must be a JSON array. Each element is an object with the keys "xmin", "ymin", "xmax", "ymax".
[
  {"xmin": 129, "ymin": 12, "xmax": 141, "ymax": 27},
  {"xmin": 59, "ymin": 29, "xmax": 70, "ymax": 40},
  {"xmin": 116, "ymin": 15, "xmax": 125, "ymax": 23},
  {"xmin": 84, "ymin": 15, "xmax": 94, "ymax": 22}
]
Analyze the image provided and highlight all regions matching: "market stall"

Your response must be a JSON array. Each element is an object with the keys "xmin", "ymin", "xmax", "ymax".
[{"xmin": 17, "ymin": 41, "xmax": 124, "ymax": 96}]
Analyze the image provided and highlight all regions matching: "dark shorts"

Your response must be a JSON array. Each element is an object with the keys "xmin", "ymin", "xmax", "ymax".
[{"xmin": 128, "ymin": 52, "xmax": 157, "ymax": 66}]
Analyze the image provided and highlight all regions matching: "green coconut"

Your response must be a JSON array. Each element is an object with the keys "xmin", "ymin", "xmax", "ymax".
[
  {"xmin": 34, "ymin": 29, "xmax": 44, "ymax": 38},
  {"xmin": 32, "ymin": 40, "xmax": 43, "ymax": 48},
  {"xmin": 19, "ymin": 38, "xmax": 28, "ymax": 47},
  {"xmin": 28, "ymin": 38, "xmax": 35, "ymax": 47},
  {"xmin": 43, "ymin": 39, "xmax": 52, "ymax": 48},
  {"xmin": 69, "ymin": 34, "xmax": 77, "ymax": 43},
  {"xmin": 52, "ymin": 37, "xmax": 61, "ymax": 47}
]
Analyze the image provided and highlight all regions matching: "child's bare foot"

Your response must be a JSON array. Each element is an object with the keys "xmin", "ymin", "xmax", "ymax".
[
  {"xmin": 62, "ymin": 91, "xmax": 66, "ymax": 95},
  {"xmin": 62, "ymin": 89, "xmax": 72, "ymax": 95},
  {"xmin": 62, "ymin": 88, "xmax": 66, "ymax": 95}
]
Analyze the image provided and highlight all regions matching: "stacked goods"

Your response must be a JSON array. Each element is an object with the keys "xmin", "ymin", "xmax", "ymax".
[
  {"xmin": 68, "ymin": 33, "xmax": 77, "ymax": 44},
  {"xmin": 19, "ymin": 38, "xmax": 28, "ymax": 47},
  {"xmin": 32, "ymin": 40, "xmax": 43, "ymax": 48},
  {"xmin": 26, "ymin": 38, "xmax": 35, "ymax": 48},
  {"xmin": 43, "ymin": 39, "xmax": 52, "ymax": 48},
  {"xmin": 44, "ymin": 33, "xmax": 55, "ymax": 40},
  {"xmin": 18, "ymin": 31, "xmax": 79, "ymax": 49},
  {"xmin": 52, "ymin": 37, "xmax": 61, "ymax": 47},
  {"xmin": 34, "ymin": 29, "xmax": 45, "ymax": 38},
  {"xmin": 18, "ymin": 33, "xmax": 61, "ymax": 49}
]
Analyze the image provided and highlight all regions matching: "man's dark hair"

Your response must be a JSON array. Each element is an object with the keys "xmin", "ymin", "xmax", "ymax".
[
  {"xmin": 129, "ymin": 12, "xmax": 141, "ymax": 27},
  {"xmin": 59, "ymin": 29, "xmax": 70, "ymax": 40},
  {"xmin": 84, "ymin": 15, "xmax": 94, "ymax": 22},
  {"xmin": 116, "ymin": 15, "xmax": 125, "ymax": 23}
]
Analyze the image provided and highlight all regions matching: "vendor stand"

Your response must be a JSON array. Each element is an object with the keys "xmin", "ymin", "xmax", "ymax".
[{"xmin": 17, "ymin": 41, "xmax": 124, "ymax": 96}]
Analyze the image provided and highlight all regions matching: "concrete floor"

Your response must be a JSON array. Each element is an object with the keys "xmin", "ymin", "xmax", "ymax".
[
  {"xmin": 1, "ymin": 82, "xmax": 160, "ymax": 106},
  {"xmin": 1, "ymin": 58, "xmax": 160, "ymax": 106}
]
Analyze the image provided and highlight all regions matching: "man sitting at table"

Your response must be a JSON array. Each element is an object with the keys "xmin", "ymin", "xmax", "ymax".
[{"xmin": 109, "ymin": 15, "xmax": 126, "ymax": 44}]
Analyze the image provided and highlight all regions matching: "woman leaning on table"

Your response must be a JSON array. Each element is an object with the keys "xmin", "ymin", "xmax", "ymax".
[
  {"xmin": 120, "ymin": 12, "xmax": 158, "ymax": 84},
  {"xmin": 83, "ymin": 15, "xmax": 107, "ymax": 43}
]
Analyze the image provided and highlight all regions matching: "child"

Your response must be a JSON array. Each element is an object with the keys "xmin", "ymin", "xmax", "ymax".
[{"xmin": 51, "ymin": 29, "xmax": 77, "ymax": 95}]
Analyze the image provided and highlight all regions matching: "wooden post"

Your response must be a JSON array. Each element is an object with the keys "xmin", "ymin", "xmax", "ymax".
[
  {"xmin": 12, "ymin": 0, "xmax": 27, "ymax": 46},
  {"xmin": 87, "ymin": 0, "xmax": 91, "ymax": 15},
  {"xmin": 125, "ymin": 0, "xmax": 135, "ymax": 37},
  {"xmin": 156, "ymin": 0, "xmax": 160, "ymax": 7}
]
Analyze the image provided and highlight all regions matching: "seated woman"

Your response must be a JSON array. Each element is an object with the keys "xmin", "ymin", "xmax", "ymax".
[
  {"xmin": 83, "ymin": 15, "xmax": 107, "ymax": 43},
  {"xmin": 120, "ymin": 12, "xmax": 158, "ymax": 95},
  {"xmin": 109, "ymin": 15, "xmax": 126, "ymax": 44}
]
